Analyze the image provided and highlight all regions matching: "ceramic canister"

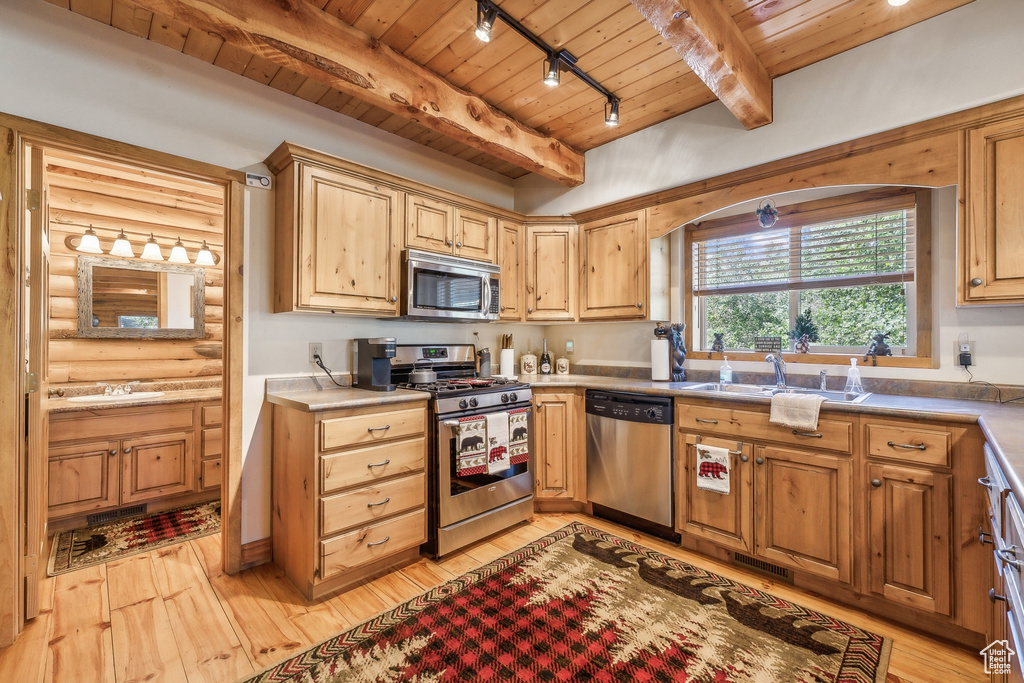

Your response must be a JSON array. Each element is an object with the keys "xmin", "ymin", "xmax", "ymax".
[
  {"xmin": 520, "ymin": 354, "xmax": 538, "ymax": 374},
  {"xmin": 555, "ymin": 358, "xmax": 569, "ymax": 375}
]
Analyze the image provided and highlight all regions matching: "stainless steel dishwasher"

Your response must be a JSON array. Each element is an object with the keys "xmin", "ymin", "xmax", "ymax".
[{"xmin": 586, "ymin": 390, "xmax": 679, "ymax": 542}]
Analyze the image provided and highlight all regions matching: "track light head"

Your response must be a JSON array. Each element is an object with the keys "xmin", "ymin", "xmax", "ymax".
[
  {"xmin": 475, "ymin": 2, "xmax": 497, "ymax": 42},
  {"xmin": 605, "ymin": 98, "xmax": 620, "ymax": 126},
  {"xmin": 543, "ymin": 53, "xmax": 560, "ymax": 86}
]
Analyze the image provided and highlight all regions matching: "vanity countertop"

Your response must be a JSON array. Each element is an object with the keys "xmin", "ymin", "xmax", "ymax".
[{"xmin": 47, "ymin": 387, "xmax": 223, "ymax": 414}]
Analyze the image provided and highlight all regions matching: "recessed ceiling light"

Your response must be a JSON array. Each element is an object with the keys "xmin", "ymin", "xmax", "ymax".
[{"xmin": 888, "ymin": 0, "xmax": 909, "ymax": 6}]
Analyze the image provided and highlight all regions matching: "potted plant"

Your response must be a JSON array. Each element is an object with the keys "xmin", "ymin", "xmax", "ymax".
[{"xmin": 789, "ymin": 307, "xmax": 819, "ymax": 353}]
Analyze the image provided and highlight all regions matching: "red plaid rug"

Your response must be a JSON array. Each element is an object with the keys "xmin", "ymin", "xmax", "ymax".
[
  {"xmin": 47, "ymin": 500, "xmax": 220, "ymax": 575},
  {"xmin": 242, "ymin": 522, "xmax": 890, "ymax": 682}
]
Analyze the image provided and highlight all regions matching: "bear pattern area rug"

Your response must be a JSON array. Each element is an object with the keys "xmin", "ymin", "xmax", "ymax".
[
  {"xmin": 48, "ymin": 500, "xmax": 221, "ymax": 576},
  {"xmin": 242, "ymin": 522, "xmax": 891, "ymax": 683}
]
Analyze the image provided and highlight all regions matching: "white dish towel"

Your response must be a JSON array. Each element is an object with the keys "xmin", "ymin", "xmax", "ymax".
[
  {"xmin": 769, "ymin": 393, "xmax": 827, "ymax": 431},
  {"xmin": 696, "ymin": 444, "xmax": 731, "ymax": 495},
  {"xmin": 486, "ymin": 411, "xmax": 511, "ymax": 474}
]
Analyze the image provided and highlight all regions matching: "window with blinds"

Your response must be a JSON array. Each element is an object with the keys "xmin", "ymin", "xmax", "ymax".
[{"xmin": 694, "ymin": 206, "xmax": 915, "ymax": 297}]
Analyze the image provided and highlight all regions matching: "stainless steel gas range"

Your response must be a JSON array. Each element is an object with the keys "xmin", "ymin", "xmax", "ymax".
[{"xmin": 391, "ymin": 344, "xmax": 534, "ymax": 557}]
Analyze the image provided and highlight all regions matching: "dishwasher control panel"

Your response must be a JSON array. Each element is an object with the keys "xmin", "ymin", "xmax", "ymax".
[{"xmin": 585, "ymin": 391, "xmax": 673, "ymax": 425}]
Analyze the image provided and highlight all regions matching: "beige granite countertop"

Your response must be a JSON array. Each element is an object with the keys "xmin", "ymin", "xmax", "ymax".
[
  {"xmin": 265, "ymin": 386, "xmax": 430, "ymax": 413},
  {"xmin": 47, "ymin": 387, "xmax": 223, "ymax": 414}
]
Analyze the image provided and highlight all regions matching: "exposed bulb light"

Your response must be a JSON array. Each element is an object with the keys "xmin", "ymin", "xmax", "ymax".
[
  {"xmin": 140, "ymin": 233, "xmax": 164, "ymax": 261},
  {"xmin": 168, "ymin": 237, "xmax": 190, "ymax": 264},
  {"xmin": 76, "ymin": 226, "xmax": 103, "ymax": 254},
  {"xmin": 108, "ymin": 229, "xmax": 135, "ymax": 258},
  {"xmin": 605, "ymin": 98, "xmax": 620, "ymax": 127},
  {"xmin": 195, "ymin": 240, "xmax": 216, "ymax": 267},
  {"xmin": 887, "ymin": 0, "xmax": 909, "ymax": 5},
  {"xmin": 475, "ymin": 2, "xmax": 497, "ymax": 42},
  {"xmin": 543, "ymin": 54, "xmax": 560, "ymax": 86}
]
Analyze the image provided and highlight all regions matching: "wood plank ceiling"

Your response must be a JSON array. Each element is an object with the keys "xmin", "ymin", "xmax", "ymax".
[{"xmin": 44, "ymin": 0, "xmax": 973, "ymax": 182}]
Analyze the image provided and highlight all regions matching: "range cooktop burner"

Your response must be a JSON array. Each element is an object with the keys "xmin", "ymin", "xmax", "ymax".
[{"xmin": 397, "ymin": 377, "xmax": 521, "ymax": 393}]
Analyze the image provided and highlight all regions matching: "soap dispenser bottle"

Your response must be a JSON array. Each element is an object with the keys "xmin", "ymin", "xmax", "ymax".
[
  {"xmin": 719, "ymin": 356, "xmax": 733, "ymax": 385},
  {"xmin": 844, "ymin": 358, "xmax": 864, "ymax": 394}
]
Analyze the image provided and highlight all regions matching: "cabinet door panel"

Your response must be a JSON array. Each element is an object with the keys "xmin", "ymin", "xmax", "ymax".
[
  {"xmin": 405, "ymin": 194, "xmax": 453, "ymax": 254},
  {"xmin": 122, "ymin": 431, "xmax": 194, "ymax": 503},
  {"xmin": 963, "ymin": 117, "xmax": 1024, "ymax": 303},
  {"xmin": 535, "ymin": 393, "xmax": 575, "ymax": 499},
  {"xmin": 678, "ymin": 435, "xmax": 752, "ymax": 553},
  {"xmin": 580, "ymin": 212, "xmax": 646, "ymax": 320},
  {"xmin": 497, "ymin": 220, "xmax": 524, "ymax": 321},
  {"xmin": 755, "ymin": 446, "xmax": 852, "ymax": 583},
  {"xmin": 47, "ymin": 440, "xmax": 120, "ymax": 517},
  {"xmin": 526, "ymin": 224, "xmax": 576, "ymax": 321},
  {"xmin": 454, "ymin": 208, "xmax": 495, "ymax": 262},
  {"xmin": 300, "ymin": 166, "xmax": 400, "ymax": 313},
  {"xmin": 199, "ymin": 458, "xmax": 222, "ymax": 492},
  {"xmin": 867, "ymin": 463, "xmax": 952, "ymax": 614}
]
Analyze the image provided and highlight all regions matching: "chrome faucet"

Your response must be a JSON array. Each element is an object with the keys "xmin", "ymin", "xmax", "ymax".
[
  {"xmin": 96, "ymin": 382, "xmax": 112, "ymax": 395},
  {"xmin": 765, "ymin": 351, "xmax": 787, "ymax": 388}
]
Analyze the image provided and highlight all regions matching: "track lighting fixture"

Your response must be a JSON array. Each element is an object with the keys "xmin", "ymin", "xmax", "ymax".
[
  {"xmin": 474, "ymin": 0, "xmax": 620, "ymax": 125},
  {"xmin": 475, "ymin": 2, "xmax": 497, "ymax": 42},
  {"xmin": 605, "ymin": 98, "xmax": 620, "ymax": 127}
]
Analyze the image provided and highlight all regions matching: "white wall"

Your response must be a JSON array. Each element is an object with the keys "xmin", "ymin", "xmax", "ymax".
[
  {"xmin": 0, "ymin": 0, "xmax": 531, "ymax": 544},
  {"xmin": 514, "ymin": 0, "xmax": 1024, "ymax": 216}
]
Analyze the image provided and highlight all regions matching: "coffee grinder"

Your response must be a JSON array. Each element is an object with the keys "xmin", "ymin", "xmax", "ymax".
[{"xmin": 354, "ymin": 337, "xmax": 397, "ymax": 391}]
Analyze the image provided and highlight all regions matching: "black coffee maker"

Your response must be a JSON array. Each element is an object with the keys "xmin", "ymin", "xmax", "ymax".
[{"xmin": 354, "ymin": 337, "xmax": 397, "ymax": 391}]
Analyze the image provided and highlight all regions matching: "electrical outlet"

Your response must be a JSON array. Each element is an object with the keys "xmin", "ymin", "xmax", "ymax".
[
  {"xmin": 959, "ymin": 342, "xmax": 972, "ymax": 353},
  {"xmin": 309, "ymin": 342, "xmax": 323, "ymax": 363}
]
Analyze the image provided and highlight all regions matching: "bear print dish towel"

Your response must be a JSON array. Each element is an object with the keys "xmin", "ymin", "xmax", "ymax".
[
  {"xmin": 486, "ymin": 411, "xmax": 511, "ymax": 474},
  {"xmin": 454, "ymin": 416, "xmax": 487, "ymax": 476},
  {"xmin": 696, "ymin": 444, "xmax": 731, "ymax": 495}
]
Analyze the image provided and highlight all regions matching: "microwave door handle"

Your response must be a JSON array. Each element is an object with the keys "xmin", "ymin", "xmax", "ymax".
[{"xmin": 481, "ymin": 275, "xmax": 492, "ymax": 316}]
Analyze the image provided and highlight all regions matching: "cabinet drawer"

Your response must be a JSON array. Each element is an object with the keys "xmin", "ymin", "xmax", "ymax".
[
  {"xmin": 865, "ymin": 423, "xmax": 951, "ymax": 467},
  {"xmin": 200, "ymin": 458, "xmax": 222, "ymax": 491},
  {"xmin": 320, "ymin": 407, "xmax": 426, "ymax": 452},
  {"xmin": 321, "ymin": 438, "xmax": 425, "ymax": 494},
  {"xmin": 202, "ymin": 404, "xmax": 223, "ymax": 427},
  {"xmin": 320, "ymin": 508, "xmax": 426, "ymax": 580},
  {"xmin": 50, "ymin": 405, "xmax": 194, "ymax": 443},
  {"xmin": 202, "ymin": 427, "xmax": 223, "ymax": 458},
  {"xmin": 677, "ymin": 403, "xmax": 853, "ymax": 453},
  {"xmin": 321, "ymin": 473, "xmax": 425, "ymax": 537}
]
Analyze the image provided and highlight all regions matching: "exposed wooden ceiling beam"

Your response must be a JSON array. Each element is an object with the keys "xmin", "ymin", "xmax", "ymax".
[
  {"xmin": 629, "ymin": 0, "xmax": 772, "ymax": 130},
  {"xmin": 129, "ymin": 0, "xmax": 585, "ymax": 186}
]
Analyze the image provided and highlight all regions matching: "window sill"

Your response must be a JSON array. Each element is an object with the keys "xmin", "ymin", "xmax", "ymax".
[{"xmin": 693, "ymin": 351, "xmax": 936, "ymax": 369}]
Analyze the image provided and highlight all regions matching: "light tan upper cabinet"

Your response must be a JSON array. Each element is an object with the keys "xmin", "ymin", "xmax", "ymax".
[
  {"xmin": 525, "ymin": 222, "xmax": 577, "ymax": 321},
  {"xmin": 961, "ymin": 115, "xmax": 1024, "ymax": 304},
  {"xmin": 579, "ymin": 211, "xmax": 648, "ymax": 320},
  {"xmin": 454, "ymin": 208, "xmax": 496, "ymax": 262},
  {"xmin": 497, "ymin": 220, "xmax": 525, "ymax": 321},
  {"xmin": 405, "ymin": 194, "xmax": 455, "ymax": 255}
]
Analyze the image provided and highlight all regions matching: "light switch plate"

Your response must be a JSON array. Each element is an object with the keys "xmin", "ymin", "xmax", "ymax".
[{"xmin": 565, "ymin": 340, "xmax": 574, "ymax": 354}]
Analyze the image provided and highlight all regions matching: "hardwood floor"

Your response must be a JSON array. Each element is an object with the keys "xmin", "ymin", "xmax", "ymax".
[{"xmin": 0, "ymin": 513, "xmax": 988, "ymax": 683}]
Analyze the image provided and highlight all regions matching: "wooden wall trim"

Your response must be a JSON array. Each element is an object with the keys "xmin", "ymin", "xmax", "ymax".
[
  {"xmin": 0, "ymin": 125, "xmax": 23, "ymax": 647},
  {"xmin": 239, "ymin": 537, "xmax": 272, "ymax": 570},
  {"xmin": 570, "ymin": 93, "xmax": 1024, "ymax": 232},
  {"xmin": 222, "ymin": 179, "xmax": 244, "ymax": 575}
]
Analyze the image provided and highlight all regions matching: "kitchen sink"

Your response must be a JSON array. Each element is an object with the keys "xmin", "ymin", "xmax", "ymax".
[
  {"xmin": 66, "ymin": 391, "xmax": 166, "ymax": 403},
  {"xmin": 684, "ymin": 383, "xmax": 870, "ymax": 404}
]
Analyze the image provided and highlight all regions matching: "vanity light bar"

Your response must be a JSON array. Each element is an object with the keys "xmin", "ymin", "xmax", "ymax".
[{"xmin": 68, "ymin": 226, "xmax": 219, "ymax": 265}]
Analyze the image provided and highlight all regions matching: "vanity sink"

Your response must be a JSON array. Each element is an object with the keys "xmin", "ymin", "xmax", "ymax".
[
  {"xmin": 66, "ymin": 391, "xmax": 165, "ymax": 403},
  {"xmin": 685, "ymin": 383, "xmax": 870, "ymax": 404}
]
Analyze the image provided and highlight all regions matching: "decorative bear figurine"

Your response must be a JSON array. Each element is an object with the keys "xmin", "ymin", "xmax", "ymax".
[{"xmin": 711, "ymin": 333, "xmax": 725, "ymax": 354}]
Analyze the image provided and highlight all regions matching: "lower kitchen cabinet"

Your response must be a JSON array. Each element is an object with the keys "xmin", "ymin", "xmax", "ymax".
[
  {"xmin": 47, "ymin": 439, "xmax": 120, "ymax": 518},
  {"xmin": 678, "ymin": 434, "xmax": 753, "ymax": 553},
  {"xmin": 120, "ymin": 431, "xmax": 194, "ymax": 504},
  {"xmin": 533, "ymin": 389, "xmax": 585, "ymax": 507},
  {"xmin": 271, "ymin": 400, "xmax": 429, "ymax": 599}
]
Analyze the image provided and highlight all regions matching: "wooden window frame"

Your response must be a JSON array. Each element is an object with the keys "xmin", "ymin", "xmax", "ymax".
[{"xmin": 683, "ymin": 187, "xmax": 935, "ymax": 368}]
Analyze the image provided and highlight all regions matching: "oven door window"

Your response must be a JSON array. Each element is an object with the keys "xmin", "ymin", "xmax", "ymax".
[
  {"xmin": 413, "ymin": 268, "xmax": 483, "ymax": 312},
  {"xmin": 449, "ymin": 426, "xmax": 528, "ymax": 496}
]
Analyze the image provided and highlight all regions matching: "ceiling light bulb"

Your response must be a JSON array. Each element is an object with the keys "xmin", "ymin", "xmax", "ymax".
[
  {"xmin": 168, "ymin": 237, "xmax": 190, "ymax": 264},
  {"xmin": 475, "ymin": 3, "xmax": 497, "ymax": 42},
  {"xmin": 76, "ymin": 226, "xmax": 103, "ymax": 254},
  {"xmin": 605, "ymin": 98, "xmax": 620, "ymax": 127},
  {"xmin": 195, "ymin": 240, "xmax": 216, "ymax": 267},
  {"xmin": 543, "ymin": 56, "xmax": 560, "ymax": 86},
  {"xmin": 108, "ymin": 230, "xmax": 135, "ymax": 258},
  {"xmin": 887, "ymin": 0, "xmax": 909, "ymax": 5},
  {"xmin": 140, "ymin": 233, "xmax": 164, "ymax": 261}
]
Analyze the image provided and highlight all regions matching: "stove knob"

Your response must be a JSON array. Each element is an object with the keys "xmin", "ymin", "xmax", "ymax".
[
  {"xmin": 459, "ymin": 399, "xmax": 468, "ymax": 409},
  {"xmin": 469, "ymin": 398, "xmax": 479, "ymax": 408},
  {"xmin": 509, "ymin": 392, "xmax": 518, "ymax": 402},
  {"xmin": 501, "ymin": 393, "xmax": 510, "ymax": 403}
]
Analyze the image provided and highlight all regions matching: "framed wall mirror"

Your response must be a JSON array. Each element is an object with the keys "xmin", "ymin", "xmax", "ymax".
[{"xmin": 76, "ymin": 255, "xmax": 206, "ymax": 339}]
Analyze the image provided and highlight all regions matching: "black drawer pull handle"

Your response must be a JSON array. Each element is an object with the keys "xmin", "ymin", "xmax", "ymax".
[
  {"xmin": 367, "ymin": 459, "xmax": 391, "ymax": 469},
  {"xmin": 695, "ymin": 418, "xmax": 718, "ymax": 425},
  {"xmin": 980, "ymin": 527, "xmax": 994, "ymax": 545},
  {"xmin": 792, "ymin": 430, "xmax": 822, "ymax": 438},
  {"xmin": 367, "ymin": 425, "xmax": 391, "ymax": 433},
  {"xmin": 978, "ymin": 476, "xmax": 993, "ymax": 489},
  {"xmin": 991, "ymin": 588, "xmax": 1008, "ymax": 603},
  {"xmin": 367, "ymin": 536, "xmax": 390, "ymax": 547},
  {"xmin": 367, "ymin": 497, "xmax": 391, "ymax": 508},
  {"xmin": 887, "ymin": 440, "xmax": 926, "ymax": 451}
]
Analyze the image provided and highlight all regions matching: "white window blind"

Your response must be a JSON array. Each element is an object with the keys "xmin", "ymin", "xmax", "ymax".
[{"xmin": 693, "ymin": 205, "xmax": 915, "ymax": 296}]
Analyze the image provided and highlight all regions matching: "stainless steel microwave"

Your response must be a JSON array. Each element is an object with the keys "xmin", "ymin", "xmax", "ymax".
[{"xmin": 402, "ymin": 249, "xmax": 500, "ymax": 322}]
